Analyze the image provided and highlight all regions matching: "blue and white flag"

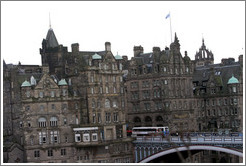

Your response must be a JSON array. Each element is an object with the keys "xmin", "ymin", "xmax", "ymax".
[{"xmin": 165, "ymin": 13, "xmax": 170, "ymax": 19}]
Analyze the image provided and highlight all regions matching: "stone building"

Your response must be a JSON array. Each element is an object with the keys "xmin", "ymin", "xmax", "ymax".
[
  {"xmin": 3, "ymin": 26, "xmax": 243, "ymax": 163},
  {"xmin": 125, "ymin": 35, "xmax": 243, "ymax": 135},
  {"xmin": 125, "ymin": 33, "xmax": 196, "ymax": 133},
  {"xmin": 3, "ymin": 27, "xmax": 133, "ymax": 163}
]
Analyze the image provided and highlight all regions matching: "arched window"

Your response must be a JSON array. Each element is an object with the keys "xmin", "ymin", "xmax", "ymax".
[
  {"xmin": 156, "ymin": 116, "xmax": 163, "ymax": 122},
  {"xmin": 134, "ymin": 117, "xmax": 141, "ymax": 123},
  {"xmin": 105, "ymin": 99, "xmax": 110, "ymax": 108},
  {"xmin": 145, "ymin": 116, "xmax": 152, "ymax": 122},
  {"xmin": 38, "ymin": 117, "xmax": 47, "ymax": 127},
  {"xmin": 50, "ymin": 117, "xmax": 58, "ymax": 127}
]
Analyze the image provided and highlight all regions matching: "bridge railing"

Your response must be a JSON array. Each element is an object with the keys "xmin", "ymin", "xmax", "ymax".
[{"xmin": 135, "ymin": 135, "xmax": 243, "ymax": 144}]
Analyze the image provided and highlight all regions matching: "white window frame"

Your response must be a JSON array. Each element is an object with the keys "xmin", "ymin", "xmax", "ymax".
[
  {"xmin": 75, "ymin": 133, "xmax": 81, "ymax": 142},
  {"xmin": 83, "ymin": 133, "xmax": 90, "ymax": 142}
]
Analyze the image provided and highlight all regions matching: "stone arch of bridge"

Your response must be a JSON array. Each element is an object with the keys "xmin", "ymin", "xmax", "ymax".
[{"xmin": 139, "ymin": 145, "xmax": 243, "ymax": 163}]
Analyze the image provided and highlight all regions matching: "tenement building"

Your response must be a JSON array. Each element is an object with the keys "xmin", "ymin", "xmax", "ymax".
[
  {"xmin": 3, "ymin": 27, "xmax": 243, "ymax": 163},
  {"xmin": 125, "ymin": 36, "xmax": 243, "ymax": 135},
  {"xmin": 126, "ymin": 33, "xmax": 196, "ymax": 132},
  {"xmin": 3, "ymin": 27, "xmax": 133, "ymax": 163}
]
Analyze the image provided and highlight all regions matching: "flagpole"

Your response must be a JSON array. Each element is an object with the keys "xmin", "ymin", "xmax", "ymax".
[{"xmin": 169, "ymin": 12, "xmax": 173, "ymax": 43}]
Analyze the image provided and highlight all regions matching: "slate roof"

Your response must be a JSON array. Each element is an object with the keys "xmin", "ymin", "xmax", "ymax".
[
  {"xmin": 193, "ymin": 62, "xmax": 241, "ymax": 87},
  {"xmin": 46, "ymin": 28, "xmax": 59, "ymax": 48}
]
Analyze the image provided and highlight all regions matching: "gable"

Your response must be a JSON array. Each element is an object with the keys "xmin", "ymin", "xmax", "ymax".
[
  {"xmin": 34, "ymin": 73, "xmax": 59, "ymax": 90},
  {"xmin": 103, "ymin": 52, "xmax": 116, "ymax": 63}
]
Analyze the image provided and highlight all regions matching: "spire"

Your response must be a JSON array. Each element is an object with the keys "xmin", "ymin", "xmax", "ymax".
[{"xmin": 49, "ymin": 12, "xmax": 51, "ymax": 29}]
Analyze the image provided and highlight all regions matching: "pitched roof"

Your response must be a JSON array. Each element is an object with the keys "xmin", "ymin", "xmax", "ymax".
[{"xmin": 46, "ymin": 28, "xmax": 59, "ymax": 48}]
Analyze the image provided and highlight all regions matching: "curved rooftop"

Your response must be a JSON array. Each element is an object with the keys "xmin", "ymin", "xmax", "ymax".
[
  {"xmin": 115, "ymin": 54, "xmax": 123, "ymax": 60},
  {"xmin": 92, "ymin": 53, "xmax": 102, "ymax": 60},
  {"xmin": 227, "ymin": 75, "xmax": 239, "ymax": 84},
  {"xmin": 58, "ymin": 79, "xmax": 68, "ymax": 86},
  {"xmin": 21, "ymin": 80, "xmax": 31, "ymax": 87}
]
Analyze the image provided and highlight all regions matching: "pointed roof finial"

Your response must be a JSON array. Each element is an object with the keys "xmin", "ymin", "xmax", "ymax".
[{"xmin": 49, "ymin": 12, "xmax": 51, "ymax": 29}]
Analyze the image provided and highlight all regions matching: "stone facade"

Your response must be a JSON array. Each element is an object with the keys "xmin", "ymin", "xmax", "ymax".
[
  {"xmin": 3, "ymin": 28, "xmax": 133, "ymax": 163},
  {"xmin": 125, "ymin": 33, "xmax": 196, "ymax": 133},
  {"xmin": 125, "ymin": 35, "xmax": 243, "ymax": 135},
  {"xmin": 3, "ymin": 27, "xmax": 243, "ymax": 163}
]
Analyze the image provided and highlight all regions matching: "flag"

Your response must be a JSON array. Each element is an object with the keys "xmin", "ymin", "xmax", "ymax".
[{"xmin": 165, "ymin": 13, "xmax": 170, "ymax": 19}]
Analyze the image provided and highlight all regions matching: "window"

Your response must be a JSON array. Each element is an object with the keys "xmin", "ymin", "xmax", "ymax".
[
  {"xmin": 224, "ymin": 99, "xmax": 227, "ymax": 105},
  {"xmin": 113, "ymin": 112, "xmax": 119, "ymax": 122},
  {"xmin": 28, "ymin": 121, "xmax": 31, "ymax": 127},
  {"xmin": 92, "ymin": 133, "xmax": 98, "ymax": 141},
  {"xmin": 48, "ymin": 149, "xmax": 53, "ymax": 157},
  {"xmin": 83, "ymin": 134, "xmax": 90, "ymax": 142},
  {"xmin": 51, "ymin": 91, "xmax": 55, "ymax": 97},
  {"xmin": 39, "ymin": 132, "xmax": 47, "ymax": 144},
  {"xmin": 50, "ymin": 117, "xmax": 58, "ymax": 127},
  {"xmin": 26, "ymin": 106, "xmax": 30, "ymax": 111},
  {"xmin": 105, "ymin": 113, "xmax": 111, "ymax": 123},
  {"xmin": 91, "ymin": 87, "xmax": 94, "ymax": 94},
  {"xmin": 40, "ymin": 105, "xmax": 44, "ymax": 111},
  {"xmin": 38, "ymin": 117, "xmax": 47, "ymax": 127},
  {"xmin": 62, "ymin": 104, "xmax": 67, "ymax": 111},
  {"xmin": 106, "ymin": 86, "xmax": 109, "ymax": 93},
  {"xmin": 232, "ymin": 86, "xmax": 237, "ymax": 93},
  {"xmin": 113, "ymin": 86, "xmax": 117, "ymax": 93},
  {"xmin": 19, "ymin": 121, "xmax": 23, "ymax": 128},
  {"xmin": 92, "ymin": 113, "xmax": 96, "ymax": 123},
  {"xmin": 92, "ymin": 99, "xmax": 96, "ymax": 108},
  {"xmin": 26, "ymin": 91, "xmax": 30, "ymax": 98},
  {"xmin": 121, "ymin": 87, "xmax": 124, "ymax": 94},
  {"xmin": 34, "ymin": 150, "xmax": 40, "ymax": 158},
  {"xmin": 75, "ymin": 115, "xmax": 79, "ymax": 125},
  {"xmin": 75, "ymin": 133, "xmax": 81, "ymax": 142},
  {"xmin": 62, "ymin": 89, "xmax": 66, "ymax": 96},
  {"xmin": 39, "ymin": 91, "xmax": 44, "ymax": 98},
  {"xmin": 51, "ymin": 104, "xmax": 55, "ymax": 110},
  {"xmin": 105, "ymin": 99, "xmax": 110, "ymax": 108},
  {"xmin": 91, "ymin": 76, "xmax": 94, "ymax": 83},
  {"xmin": 50, "ymin": 131, "xmax": 58, "ymax": 143},
  {"xmin": 113, "ymin": 101, "xmax": 118, "ymax": 108},
  {"xmin": 61, "ymin": 148, "xmax": 66, "ymax": 156},
  {"xmin": 75, "ymin": 103, "xmax": 78, "ymax": 109},
  {"xmin": 65, "ymin": 136, "xmax": 68, "ymax": 143},
  {"xmin": 97, "ymin": 113, "xmax": 101, "ymax": 123},
  {"xmin": 113, "ymin": 76, "xmax": 116, "ymax": 82},
  {"xmin": 64, "ymin": 118, "xmax": 67, "ymax": 125}
]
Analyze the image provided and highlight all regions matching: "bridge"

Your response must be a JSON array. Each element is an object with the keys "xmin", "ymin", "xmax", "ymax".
[{"xmin": 133, "ymin": 134, "xmax": 243, "ymax": 163}]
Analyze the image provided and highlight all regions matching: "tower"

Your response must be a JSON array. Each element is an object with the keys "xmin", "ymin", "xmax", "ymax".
[{"xmin": 194, "ymin": 38, "xmax": 214, "ymax": 67}]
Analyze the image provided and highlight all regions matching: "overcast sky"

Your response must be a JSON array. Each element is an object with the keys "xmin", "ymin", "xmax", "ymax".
[{"xmin": 2, "ymin": 1, "xmax": 245, "ymax": 65}]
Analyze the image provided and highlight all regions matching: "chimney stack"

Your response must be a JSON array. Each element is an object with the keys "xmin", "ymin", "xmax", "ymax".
[{"xmin": 105, "ymin": 42, "xmax": 111, "ymax": 52}]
